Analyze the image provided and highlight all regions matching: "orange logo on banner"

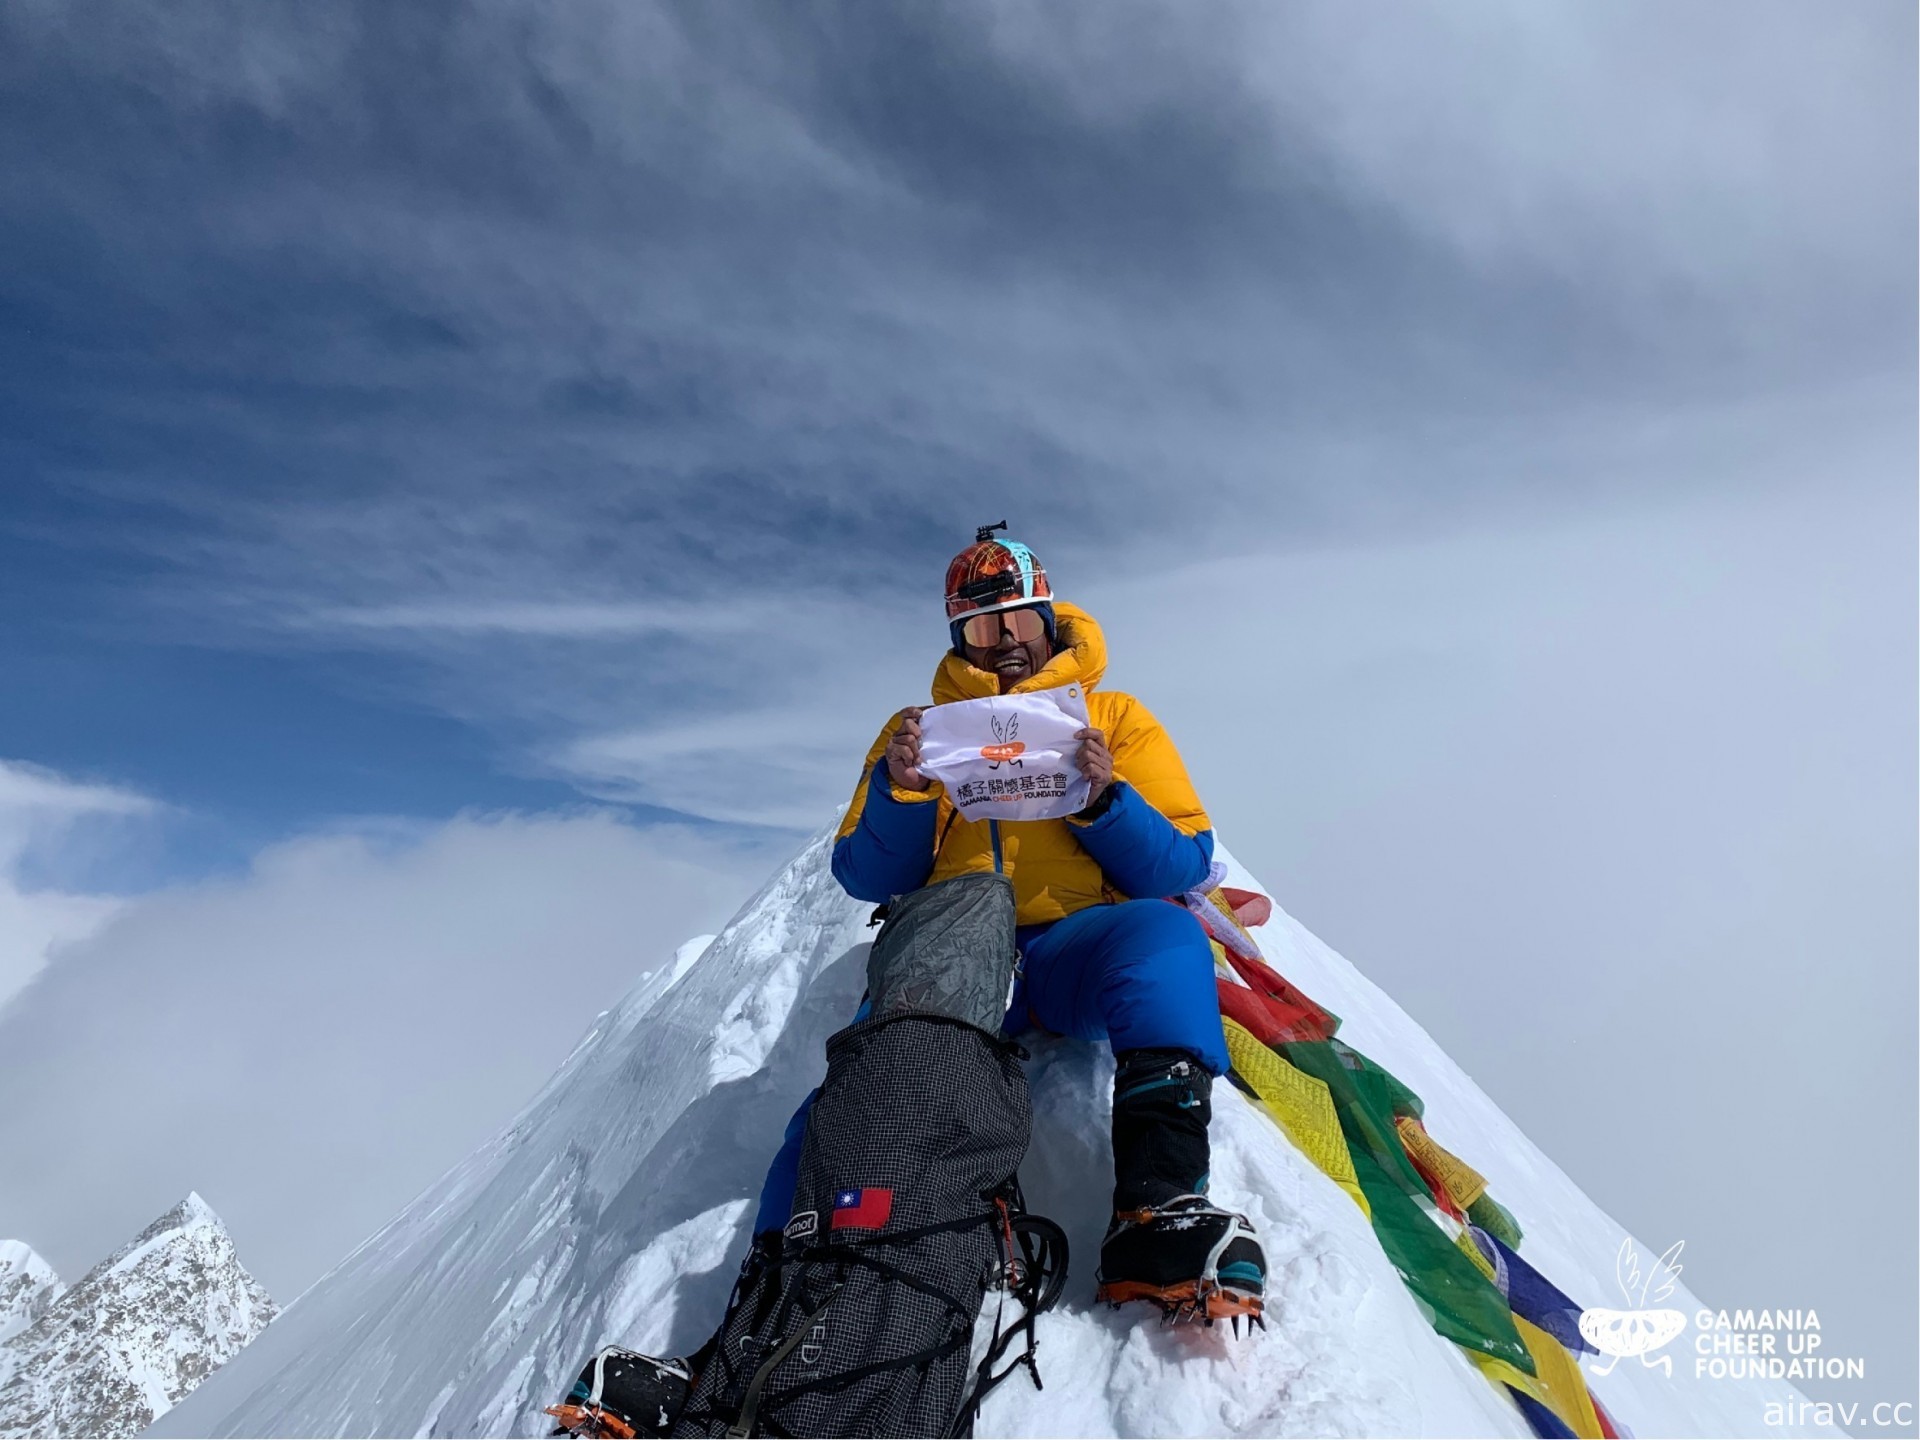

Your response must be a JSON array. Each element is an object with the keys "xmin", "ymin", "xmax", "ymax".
[{"xmin": 982, "ymin": 711, "xmax": 1024, "ymax": 768}]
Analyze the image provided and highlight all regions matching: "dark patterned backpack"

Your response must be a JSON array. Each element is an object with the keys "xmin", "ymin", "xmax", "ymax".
[{"xmin": 671, "ymin": 873, "xmax": 1066, "ymax": 1438}]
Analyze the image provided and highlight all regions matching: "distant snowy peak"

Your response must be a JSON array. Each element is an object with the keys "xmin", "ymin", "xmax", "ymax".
[
  {"xmin": 0, "ymin": 1193, "xmax": 277, "ymax": 1439},
  {"xmin": 0, "ymin": 1241, "xmax": 61, "ymax": 1347}
]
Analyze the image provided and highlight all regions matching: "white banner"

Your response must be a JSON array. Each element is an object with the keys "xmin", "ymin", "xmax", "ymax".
[{"xmin": 916, "ymin": 684, "xmax": 1093, "ymax": 822}]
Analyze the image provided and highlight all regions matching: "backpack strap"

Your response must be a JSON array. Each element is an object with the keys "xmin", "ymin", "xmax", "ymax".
[
  {"xmin": 723, "ymin": 1285, "xmax": 841, "ymax": 1439},
  {"xmin": 948, "ymin": 1196, "xmax": 1069, "ymax": 1436}
]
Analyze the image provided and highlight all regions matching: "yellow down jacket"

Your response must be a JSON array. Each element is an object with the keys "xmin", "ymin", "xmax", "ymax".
[{"xmin": 832, "ymin": 601, "xmax": 1213, "ymax": 926}]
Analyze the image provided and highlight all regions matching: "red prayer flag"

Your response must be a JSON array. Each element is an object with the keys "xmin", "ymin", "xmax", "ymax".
[{"xmin": 1221, "ymin": 887, "xmax": 1273, "ymax": 928}]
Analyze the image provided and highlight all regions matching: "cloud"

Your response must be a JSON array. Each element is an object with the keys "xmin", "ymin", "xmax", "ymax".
[
  {"xmin": 0, "ymin": 760, "xmax": 158, "ymax": 1012},
  {"xmin": 1230, "ymin": 3, "xmax": 1910, "ymax": 284},
  {"xmin": 313, "ymin": 599, "xmax": 755, "ymax": 638},
  {"xmin": 7, "ymin": 2, "xmax": 1907, "ymax": 598},
  {"xmin": 0, "ymin": 762, "xmax": 154, "ymax": 821},
  {"xmin": 0, "ymin": 806, "xmax": 771, "ymax": 1300},
  {"xmin": 0, "ymin": 885, "xmax": 119, "ymax": 1020},
  {"xmin": 555, "ymin": 712, "xmax": 871, "ymax": 831},
  {"xmin": 1, "ymin": 2, "xmax": 1906, "ymax": 844}
]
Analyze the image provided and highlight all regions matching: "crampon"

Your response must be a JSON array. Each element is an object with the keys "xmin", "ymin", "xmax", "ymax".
[
  {"xmin": 1095, "ymin": 1195, "xmax": 1266, "ymax": 1333},
  {"xmin": 545, "ymin": 1402, "xmax": 637, "ymax": 1438},
  {"xmin": 1096, "ymin": 1275, "xmax": 1266, "ymax": 1332},
  {"xmin": 544, "ymin": 1345, "xmax": 690, "ymax": 1438}
]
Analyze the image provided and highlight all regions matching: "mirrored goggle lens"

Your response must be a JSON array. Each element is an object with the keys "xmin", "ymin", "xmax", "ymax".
[{"xmin": 960, "ymin": 606, "xmax": 1048, "ymax": 648}]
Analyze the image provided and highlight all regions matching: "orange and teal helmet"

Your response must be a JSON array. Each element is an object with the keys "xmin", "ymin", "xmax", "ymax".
[
  {"xmin": 944, "ymin": 522, "xmax": 1056, "ymax": 650},
  {"xmin": 944, "ymin": 522, "xmax": 1053, "ymax": 619}
]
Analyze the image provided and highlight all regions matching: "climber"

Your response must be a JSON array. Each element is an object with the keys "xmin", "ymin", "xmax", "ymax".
[
  {"xmin": 767, "ymin": 523, "xmax": 1265, "ymax": 1320},
  {"xmin": 545, "ymin": 528, "xmax": 1264, "ymax": 1440}
]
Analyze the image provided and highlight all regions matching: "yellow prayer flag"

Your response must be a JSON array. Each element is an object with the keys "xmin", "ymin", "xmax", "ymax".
[{"xmin": 1222, "ymin": 1019, "xmax": 1369, "ymax": 1218}]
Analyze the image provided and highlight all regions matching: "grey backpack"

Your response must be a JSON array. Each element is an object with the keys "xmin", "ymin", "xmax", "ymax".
[{"xmin": 671, "ymin": 873, "xmax": 1066, "ymax": 1438}]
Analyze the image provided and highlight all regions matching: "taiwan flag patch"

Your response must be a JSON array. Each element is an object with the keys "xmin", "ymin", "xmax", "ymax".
[{"xmin": 831, "ymin": 1187, "xmax": 894, "ymax": 1230}]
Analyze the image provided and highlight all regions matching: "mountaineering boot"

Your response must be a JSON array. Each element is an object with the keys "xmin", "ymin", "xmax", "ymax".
[
  {"xmin": 545, "ymin": 1346, "xmax": 692, "ymax": 1438},
  {"xmin": 1095, "ymin": 1048, "xmax": 1266, "ymax": 1323},
  {"xmin": 547, "ymin": 1231, "xmax": 776, "ymax": 1436}
]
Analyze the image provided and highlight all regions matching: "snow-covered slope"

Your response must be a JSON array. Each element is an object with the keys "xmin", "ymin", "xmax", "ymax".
[
  {"xmin": 0, "ymin": 1242, "xmax": 61, "ymax": 1351},
  {"xmin": 1, "ymin": 1194, "xmax": 277, "ymax": 1438},
  {"xmin": 151, "ymin": 831, "xmax": 1832, "ymax": 1438}
]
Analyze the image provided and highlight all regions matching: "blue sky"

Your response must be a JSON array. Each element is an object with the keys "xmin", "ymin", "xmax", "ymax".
[{"xmin": 0, "ymin": 0, "xmax": 1913, "ymax": 1416}]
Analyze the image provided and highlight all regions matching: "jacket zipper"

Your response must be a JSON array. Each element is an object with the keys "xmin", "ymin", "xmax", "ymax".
[{"xmin": 989, "ymin": 819, "xmax": 1004, "ymax": 874}]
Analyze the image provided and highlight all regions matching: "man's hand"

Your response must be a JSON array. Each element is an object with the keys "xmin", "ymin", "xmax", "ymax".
[
  {"xmin": 884, "ymin": 706, "xmax": 931, "ymax": 792},
  {"xmin": 1074, "ymin": 725, "xmax": 1113, "ymax": 804}
]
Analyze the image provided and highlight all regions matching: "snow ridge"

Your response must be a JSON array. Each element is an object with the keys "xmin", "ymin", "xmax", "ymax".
[
  {"xmin": 152, "ymin": 831, "xmax": 1835, "ymax": 1439},
  {"xmin": 0, "ymin": 1194, "xmax": 276, "ymax": 1438}
]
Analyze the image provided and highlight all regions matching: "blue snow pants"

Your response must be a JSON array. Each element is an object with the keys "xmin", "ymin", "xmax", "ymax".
[{"xmin": 751, "ymin": 898, "xmax": 1225, "ymax": 1232}]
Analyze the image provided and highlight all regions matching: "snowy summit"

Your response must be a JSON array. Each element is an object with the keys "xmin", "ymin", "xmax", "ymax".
[
  {"xmin": 152, "ymin": 830, "xmax": 1834, "ymax": 1438},
  {"xmin": 0, "ymin": 1193, "xmax": 276, "ymax": 1439},
  {"xmin": 0, "ymin": 1242, "xmax": 61, "ymax": 1352}
]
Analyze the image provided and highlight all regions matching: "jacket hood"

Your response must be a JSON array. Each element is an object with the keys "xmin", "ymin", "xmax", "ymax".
[{"xmin": 931, "ymin": 599, "xmax": 1108, "ymax": 704}]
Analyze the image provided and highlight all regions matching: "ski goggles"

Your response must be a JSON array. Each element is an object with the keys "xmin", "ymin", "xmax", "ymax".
[{"xmin": 957, "ymin": 604, "xmax": 1049, "ymax": 649}]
